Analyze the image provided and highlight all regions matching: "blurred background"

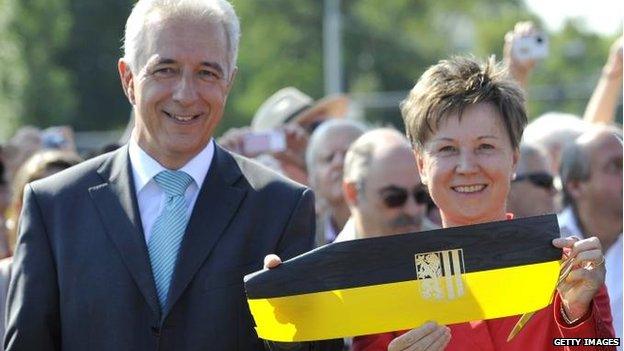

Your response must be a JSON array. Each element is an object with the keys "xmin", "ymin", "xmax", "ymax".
[{"xmin": 0, "ymin": 0, "xmax": 621, "ymax": 152}]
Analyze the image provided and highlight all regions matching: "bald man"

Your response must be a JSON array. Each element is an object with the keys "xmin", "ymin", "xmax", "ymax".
[
  {"xmin": 558, "ymin": 125, "xmax": 623, "ymax": 347},
  {"xmin": 336, "ymin": 128, "xmax": 436, "ymax": 242},
  {"xmin": 507, "ymin": 143, "xmax": 557, "ymax": 217}
]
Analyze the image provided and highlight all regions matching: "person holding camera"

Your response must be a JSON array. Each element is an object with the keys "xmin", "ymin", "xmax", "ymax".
[
  {"xmin": 219, "ymin": 87, "xmax": 353, "ymax": 187},
  {"xmin": 503, "ymin": 21, "xmax": 547, "ymax": 91},
  {"xmin": 583, "ymin": 36, "xmax": 623, "ymax": 124},
  {"xmin": 350, "ymin": 56, "xmax": 615, "ymax": 351}
]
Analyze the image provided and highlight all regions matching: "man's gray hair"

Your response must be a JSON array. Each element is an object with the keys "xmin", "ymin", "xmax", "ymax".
[
  {"xmin": 522, "ymin": 112, "xmax": 588, "ymax": 151},
  {"xmin": 516, "ymin": 142, "xmax": 549, "ymax": 173},
  {"xmin": 305, "ymin": 119, "xmax": 367, "ymax": 174},
  {"xmin": 559, "ymin": 142, "xmax": 591, "ymax": 207},
  {"xmin": 343, "ymin": 128, "xmax": 407, "ymax": 186},
  {"xmin": 559, "ymin": 124, "xmax": 623, "ymax": 207},
  {"xmin": 122, "ymin": 0, "xmax": 240, "ymax": 75}
]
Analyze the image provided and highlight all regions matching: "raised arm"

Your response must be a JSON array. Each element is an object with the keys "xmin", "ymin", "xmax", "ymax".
[{"xmin": 583, "ymin": 37, "xmax": 623, "ymax": 124}]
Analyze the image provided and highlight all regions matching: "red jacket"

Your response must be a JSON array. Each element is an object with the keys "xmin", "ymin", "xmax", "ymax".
[{"xmin": 353, "ymin": 286, "xmax": 615, "ymax": 351}]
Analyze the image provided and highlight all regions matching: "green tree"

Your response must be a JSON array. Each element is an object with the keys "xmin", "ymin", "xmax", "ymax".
[
  {"xmin": 10, "ymin": 0, "xmax": 75, "ymax": 129},
  {"xmin": 528, "ymin": 19, "xmax": 616, "ymax": 119},
  {"xmin": 59, "ymin": 0, "xmax": 133, "ymax": 131},
  {"xmin": 223, "ymin": 0, "xmax": 324, "ymax": 134},
  {"xmin": 0, "ymin": 0, "xmax": 27, "ymax": 139},
  {"xmin": 1, "ymin": 0, "xmax": 617, "ymax": 141},
  {"xmin": 341, "ymin": 0, "xmax": 535, "ymax": 129}
]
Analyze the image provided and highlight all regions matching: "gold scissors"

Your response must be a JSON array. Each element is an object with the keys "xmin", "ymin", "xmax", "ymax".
[{"xmin": 506, "ymin": 256, "xmax": 575, "ymax": 341}]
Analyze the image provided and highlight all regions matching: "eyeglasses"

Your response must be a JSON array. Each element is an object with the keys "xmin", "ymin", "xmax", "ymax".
[
  {"xmin": 513, "ymin": 172, "xmax": 554, "ymax": 190},
  {"xmin": 379, "ymin": 186, "xmax": 430, "ymax": 208}
]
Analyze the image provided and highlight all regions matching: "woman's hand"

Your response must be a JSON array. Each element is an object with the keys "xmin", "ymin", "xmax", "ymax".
[
  {"xmin": 388, "ymin": 322, "xmax": 450, "ymax": 351},
  {"xmin": 552, "ymin": 237, "xmax": 606, "ymax": 321}
]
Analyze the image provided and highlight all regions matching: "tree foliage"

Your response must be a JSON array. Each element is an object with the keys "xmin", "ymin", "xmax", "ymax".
[
  {"xmin": 0, "ymin": 0, "xmax": 26, "ymax": 139},
  {"xmin": 8, "ymin": 0, "xmax": 75, "ymax": 130},
  {"xmin": 0, "ymin": 0, "xmax": 619, "ymax": 141},
  {"xmin": 59, "ymin": 0, "xmax": 133, "ymax": 131},
  {"xmin": 529, "ymin": 19, "xmax": 615, "ymax": 118}
]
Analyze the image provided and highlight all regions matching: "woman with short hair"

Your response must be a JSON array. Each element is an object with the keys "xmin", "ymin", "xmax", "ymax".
[{"xmin": 353, "ymin": 56, "xmax": 614, "ymax": 351}]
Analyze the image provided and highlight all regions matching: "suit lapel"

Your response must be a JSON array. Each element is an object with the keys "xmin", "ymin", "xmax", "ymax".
[
  {"xmin": 88, "ymin": 146, "xmax": 161, "ymax": 316},
  {"xmin": 164, "ymin": 145, "xmax": 246, "ymax": 317}
]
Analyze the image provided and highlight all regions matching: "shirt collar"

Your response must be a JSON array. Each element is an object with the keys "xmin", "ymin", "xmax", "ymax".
[
  {"xmin": 128, "ymin": 137, "xmax": 214, "ymax": 192},
  {"xmin": 558, "ymin": 206, "xmax": 583, "ymax": 237}
]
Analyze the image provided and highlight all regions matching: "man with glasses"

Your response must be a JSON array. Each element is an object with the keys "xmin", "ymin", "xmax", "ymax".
[
  {"xmin": 336, "ymin": 128, "xmax": 436, "ymax": 242},
  {"xmin": 558, "ymin": 124, "xmax": 623, "ymax": 348},
  {"xmin": 507, "ymin": 143, "xmax": 557, "ymax": 218}
]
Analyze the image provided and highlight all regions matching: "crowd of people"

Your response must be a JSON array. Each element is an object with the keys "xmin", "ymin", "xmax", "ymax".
[{"xmin": 0, "ymin": 0, "xmax": 621, "ymax": 350}]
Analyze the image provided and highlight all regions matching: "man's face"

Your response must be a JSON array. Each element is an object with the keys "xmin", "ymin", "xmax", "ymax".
[
  {"xmin": 311, "ymin": 127, "xmax": 362, "ymax": 206},
  {"xmin": 508, "ymin": 151, "xmax": 557, "ymax": 218},
  {"xmin": 119, "ymin": 18, "xmax": 233, "ymax": 168},
  {"xmin": 581, "ymin": 134, "xmax": 623, "ymax": 221},
  {"xmin": 356, "ymin": 145, "xmax": 427, "ymax": 237}
]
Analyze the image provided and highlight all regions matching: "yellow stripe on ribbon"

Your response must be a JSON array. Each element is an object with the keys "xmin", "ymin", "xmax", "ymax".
[{"xmin": 248, "ymin": 260, "xmax": 559, "ymax": 342}]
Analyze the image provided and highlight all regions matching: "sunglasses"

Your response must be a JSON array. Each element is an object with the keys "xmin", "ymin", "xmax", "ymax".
[
  {"xmin": 379, "ymin": 186, "xmax": 430, "ymax": 208},
  {"xmin": 513, "ymin": 172, "xmax": 554, "ymax": 190}
]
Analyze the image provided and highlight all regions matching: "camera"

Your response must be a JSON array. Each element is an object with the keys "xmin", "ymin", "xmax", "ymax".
[
  {"xmin": 242, "ymin": 130, "xmax": 286, "ymax": 156},
  {"xmin": 512, "ymin": 33, "xmax": 549, "ymax": 61},
  {"xmin": 41, "ymin": 128, "xmax": 69, "ymax": 149}
]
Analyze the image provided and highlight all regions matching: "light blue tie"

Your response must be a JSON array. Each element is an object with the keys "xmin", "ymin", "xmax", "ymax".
[{"xmin": 148, "ymin": 170, "xmax": 194, "ymax": 309}]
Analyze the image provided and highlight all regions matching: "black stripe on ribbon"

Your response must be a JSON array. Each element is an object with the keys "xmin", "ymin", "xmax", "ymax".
[{"xmin": 245, "ymin": 214, "xmax": 561, "ymax": 299}]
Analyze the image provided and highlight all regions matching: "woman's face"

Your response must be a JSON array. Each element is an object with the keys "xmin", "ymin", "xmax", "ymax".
[{"xmin": 416, "ymin": 103, "xmax": 519, "ymax": 227}]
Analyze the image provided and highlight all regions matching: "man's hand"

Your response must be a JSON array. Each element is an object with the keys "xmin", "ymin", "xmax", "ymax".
[
  {"xmin": 552, "ymin": 237, "xmax": 606, "ymax": 321},
  {"xmin": 264, "ymin": 254, "xmax": 282, "ymax": 269},
  {"xmin": 272, "ymin": 124, "xmax": 309, "ymax": 168},
  {"xmin": 262, "ymin": 255, "xmax": 345, "ymax": 350},
  {"xmin": 272, "ymin": 124, "xmax": 310, "ymax": 184},
  {"xmin": 388, "ymin": 322, "xmax": 451, "ymax": 351},
  {"xmin": 218, "ymin": 126, "xmax": 251, "ymax": 155}
]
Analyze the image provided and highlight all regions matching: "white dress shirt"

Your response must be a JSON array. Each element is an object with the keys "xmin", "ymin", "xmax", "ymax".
[
  {"xmin": 604, "ymin": 235, "xmax": 623, "ymax": 349},
  {"xmin": 334, "ymin": 217, "xmax": 439, "ymax": 242},
  {"xmin": 558, "ymin": 206, "xmax": 623, "ymax": 348},
  {"xmin": 128, "ymin": 138, "xmax": 214, "ymax": 243},
  {"xmin": 557, "ymin": 206, "xmax": 582, "ymax": 239}
]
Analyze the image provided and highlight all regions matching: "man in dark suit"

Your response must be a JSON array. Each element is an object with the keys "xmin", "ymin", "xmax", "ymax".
[{"xmin": 4, "ymin": 0, "xmax": 340, "ymax": 350}]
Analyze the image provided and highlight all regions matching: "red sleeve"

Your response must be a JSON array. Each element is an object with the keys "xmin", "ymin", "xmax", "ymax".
[
  {"xmin": 553, "ymin": 285, "xmax": 616, "ymax": 346},
  {"xmin": 352, "ymin": 331, "xmax": 406, "ymax": 351}
]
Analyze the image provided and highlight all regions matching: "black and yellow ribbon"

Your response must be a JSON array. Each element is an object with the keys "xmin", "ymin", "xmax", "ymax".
[{"xmin": 245, "ymin": 215, "xmax": 562, "ymax": 342}]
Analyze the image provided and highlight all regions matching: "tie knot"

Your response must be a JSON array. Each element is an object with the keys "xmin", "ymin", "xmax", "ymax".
[{"xmin": 154, "ymin": 170, "xmax": 193, "ymax": 196}]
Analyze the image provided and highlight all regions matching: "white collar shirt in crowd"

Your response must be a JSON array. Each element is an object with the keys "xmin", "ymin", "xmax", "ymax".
[
  {"xmin": 558, "ymin": 206, "xmax": 583, "ymax": 238},
  {"xmin": 128, "ymin": 138, "xmax": 214, "ymax": 244},
  {"xmin": 333, "ymin": 217, "xmax": 355, "ymax": 243},
  {"xmin": 333, "ymin": 216, "xmax": 439, "ymax": 243},
  {"xmin": 605, "ymin": 234, "xmax": 623, "ymax": 350},
  {"xmin": 558, "ymin": 206, "xmax": 623, "ymax": 349},
  {"xmin": 323, "ymin": 214, "xmax": 339, "ymax": 244}
]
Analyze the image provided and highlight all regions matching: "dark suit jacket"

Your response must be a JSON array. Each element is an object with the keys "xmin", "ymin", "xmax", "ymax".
[{"xmin": 5, "ymin": 144, "xmax": 341, "ymax": 351}]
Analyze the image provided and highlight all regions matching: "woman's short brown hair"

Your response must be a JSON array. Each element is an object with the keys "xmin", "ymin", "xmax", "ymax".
[{"xmin": 400, "ymin": 55, "xmax": 527, "ymax": 151}]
